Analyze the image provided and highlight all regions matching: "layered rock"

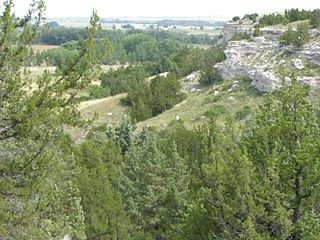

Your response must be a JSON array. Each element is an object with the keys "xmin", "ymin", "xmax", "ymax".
[
  {"xmin": 216, "ymin": 36, "xmax": 320, "ymax": 92},
  {"xmin": 222, "ymin": 19, "xmax": 256, "ymax": 41}
]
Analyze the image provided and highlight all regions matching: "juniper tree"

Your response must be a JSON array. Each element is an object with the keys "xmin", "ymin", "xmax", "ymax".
[{"xmin": 0, "ymin": 0, "xmax": 101, "ymax": 238}]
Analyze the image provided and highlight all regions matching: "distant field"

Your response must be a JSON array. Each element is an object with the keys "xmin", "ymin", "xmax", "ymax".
[
  {"xmin": 31, "ymin": 44, "xmax": 60, "ymax": 52},
  {"xmin": 186, "ymin": 29, "xmax": 221, "ymax": 36},
  {"xmin": 190, "ymin": 44, "xmax": 213, "ymax": 50}
]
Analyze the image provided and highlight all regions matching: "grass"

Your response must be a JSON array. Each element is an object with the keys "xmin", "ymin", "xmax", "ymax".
[
  {"xmin": 137, "ymin": 77, "xmax": 264, "ymax": 131},
  {"xmin": 67, "ymin": 94, "xmax": 128, "ymax": 141},
  {"xmin": 190, "ymin": 44, "xmax": 213, "ymax": 50},
  {"xmin": 31, "ymin": 44, "xmax": 60, "ymax": 52}
]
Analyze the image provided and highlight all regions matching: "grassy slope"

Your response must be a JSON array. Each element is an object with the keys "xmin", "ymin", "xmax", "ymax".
[
  {"xmin": 137, "ymin": 77, "xmax": 264, "ymax": 131},
  {"xmin": 67, "ymin": 94, "xmax": 128, "ymax": 141},
  {"xmin": 67, "ymin": 75, "xmax": 264, "ymax": 142},
  {"xmin": 79, "ymin": 93, "xmax": 128, "ymax": 125}
]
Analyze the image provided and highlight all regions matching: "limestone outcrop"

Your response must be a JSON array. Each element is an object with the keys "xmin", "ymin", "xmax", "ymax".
[{"xmin": 215, "ymin": 35, "xmax": 320, "ymax": 92}]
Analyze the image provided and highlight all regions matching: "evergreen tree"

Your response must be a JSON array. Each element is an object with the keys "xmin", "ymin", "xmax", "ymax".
[
  {"xmin": 0, "ymin": 0, "xmax": 101, "ymax": 238},
  {"xmin": 243, "ymin": 77, "xmax": 320, "ymax": 239},
  {"xmin": 76, "ymin": 135, "xmax": 130, "ymax": 239}
]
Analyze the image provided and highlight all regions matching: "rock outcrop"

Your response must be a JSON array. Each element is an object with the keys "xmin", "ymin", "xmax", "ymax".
[
  {"xmin": 222, "ymin": 19, "xmax": 256, "ymax": 41},
  {"xmin": 216, "ymin": 35, "xmax": 320, "ymax": 92}
]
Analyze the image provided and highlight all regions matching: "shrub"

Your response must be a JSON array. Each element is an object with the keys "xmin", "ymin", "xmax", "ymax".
[{"xmin": 235, "ymin": 105, "xmax": 252, "ymax": 120}]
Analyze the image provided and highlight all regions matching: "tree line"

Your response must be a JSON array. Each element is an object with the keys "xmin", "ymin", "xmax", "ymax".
[{"xmin": 259, "ymin": 8, "xmax": 320, "ymax": 28}]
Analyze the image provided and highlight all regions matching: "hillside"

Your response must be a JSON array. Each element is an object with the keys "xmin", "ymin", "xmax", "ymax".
[
  {"xmin": 137, "ymin": 77, "xmax": 263, "ymax": 130},
  {"xmin": 217, "ymin": 31, "xmax": 320, "ymax": 92}
]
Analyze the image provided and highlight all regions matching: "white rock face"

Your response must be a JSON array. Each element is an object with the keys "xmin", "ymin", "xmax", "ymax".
[
  {"xmin": 222, "ymin": 19, "xmax": 255, "ymax": 41},
  {"xmin": 293, "ymin": 59, "xmax": 304, "ymax": 70},
  {"xmin": 215, "ymin": 36, "xmax": 320, "ymax": 92},
  {"xmin": 260, "ymin": 27, "xmax": 286, "ymax": 41},
  {"xmin": 228, "ymin": 96, "xmax": 236, "ymax": 101},
  {"xmin": 249, "ymin": 70, "xmax": 281, "ymax": 92},
  {"xmin": 213, "ymin": 90, "xmax": 220, "ymax": 96}
]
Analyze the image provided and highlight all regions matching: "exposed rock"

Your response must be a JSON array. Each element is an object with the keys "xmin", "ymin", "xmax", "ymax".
[
  {"xmin": 222, "ymin": 19, "xmax": 256, "ymax": 41},
  {"xmin": 293, "ymin": 59, "xmax": 304, "ymax": 70},
  {"xmin": 297, "ymin": 76, "xmax": 318, "ymax": 88},
  {"xmin": 213, "ymin": 90, "xmax": 220, "ymax": 96},
  {"xmin": 162, "ymin": 123, "xmax": 168, "ymax": 128},
  {"xmin": 186, "ymin": 73, "xmax": 195, "ymax": 81},
  {"xmin": 260, "ymin": 27, "xmax": 286, "ymax": 41},
  {"xmin": 279, "ymin": 59, "xmax": 286, "ymax": 65},
  {"xmin": 63, "ymin": 235, "xmax": 71, "ymax": 240},
  {"xmin": 299, "ymin": 42, "xmax": 320, "ymax": 66},
  {"xmin": 228, "ymin": 96, "xmax": 236, "ymax": 101},
  {"xmin": 215, "ymin": 36, "xmax": 320, "ymax": 92},
  {"xmin": 250, "ymin": 70, "xmax": 281, "ymax": 92},
  {"xmin": 181, "ymin": 70, "xmax": 201, "ymax": 93}
]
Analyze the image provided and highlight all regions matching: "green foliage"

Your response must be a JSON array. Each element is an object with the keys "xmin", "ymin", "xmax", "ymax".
[
  {"xmin": 123, "ymin": 74, "xmax": 186, "ymax": 122},
  {"xmin": 280, "ymin": 23, "xmax": 310, "ymax": 48},
  {"xmin": 199, "ymin": 46, "xmax": 225, "ymax": 85},
  {"xmin": 243, "ymin": 13, "xmax": 259, "ymax": 22},
  {"xmin": 76, "ymin": 134, "xmax": 130, "ymax": 239},
  {"xmin": 259, "ymin": 8, "xmax": 314, "ymax": 27},
  {"xmin": 242, "ymin": 78, "xmax": 320, "ymax": 239},
  {"xmin": 310, "ymin": 9, "xmax": 320, "ymax": 28},
  {"xmin": 40, "ymin": 47, "xmax": 78, "ymax": 69},
  {"xmin": 100, "ymin": 65, "xmax": 148, "ymax": 95},
  {"xmin": 259, "ymin": 13, "xmax": 286, "ymax": 26},
  {"xmin": 121, "ymin": 128, "xmax": 189, "ymax": 239},
  {"xmin": 253, "ymin": 24, "xmax": 261, "ymax": 37},
  {"xmin": 88, "ymin": 85, "xmax": 111, "ymax": 99},
  {"xmin": 230, "ymin": 32, "xmax": 251, "ymax": 41},
  {"xmin": 0, "ymin": 1, "xmax": 101, "ymax": 237},
  {"xmin": 232, "ymin": 16, "xmax": 240, "ymax": 22},
  {"xmin": 285, "ymin": 8, "xmax": 312, "ymax": 23},
  {"xmin": 235, "ymin": 105, "xmax": 252, "ymax": 120}
]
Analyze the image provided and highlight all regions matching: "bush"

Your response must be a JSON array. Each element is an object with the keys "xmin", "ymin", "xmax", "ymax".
[
  {"xmin": 205, "ymin": 105, "xmax": 228, "ymax": 118},
  {"xmin": 280, "ymin": 23, "xmax": 310, "ymax": 48},
  {"xmin": 232, "ymin": 16, "xmax": 240, "ymax": 22},
  {"xmin": 123, "ymin": 74, "xmax": 186, "ymax": 122},
  {"xmin": 235, "ymin": 106, "xmax": 252, "ymax": 120},
  {"xmin": 230, "ymin": 32, "xmax": 251, "ymax": 41},
  {"xmin": 88, "ymin": 85, "xmax": 110, "ymax": 99}
]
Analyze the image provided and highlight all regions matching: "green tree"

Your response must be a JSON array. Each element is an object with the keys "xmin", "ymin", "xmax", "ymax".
[
  {"xmin": 243, "ymin": 78, "xmax": 320, "ymax": 239},
  {"xmin": 0, "ymin": 0, "xmax": 101, "ymax": 238},
  {"xmin": 253, "ymin": 24, "xmax": 261, "ymax": 37},
  {"xmin": 232, "ymin": 16, "xmax": 240, "ymax": 22},
  {"xmin": 310, "ymin": 9, "xmax": 320, "ymax": 28},
  {"xmin": 280, "ymin": 23, "xmax": 310, "ymax": 48},
  {"xmin": 76, "ymin": 135, "xmax": 130, "ymax": 239},
  {"xmin": 121, "ymin": 129, "xmax": 188, "ymax": 240}
]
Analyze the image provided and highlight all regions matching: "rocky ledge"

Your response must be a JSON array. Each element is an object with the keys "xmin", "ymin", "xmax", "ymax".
[{"xmin": 215, "ymin": 36, "xmax": 320, "ymax": 92}]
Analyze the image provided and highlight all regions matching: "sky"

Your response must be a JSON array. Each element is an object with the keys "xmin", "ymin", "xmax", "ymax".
[{"xmin": 11, "ymin": 0, "xmax": 320, "ymax": 20}]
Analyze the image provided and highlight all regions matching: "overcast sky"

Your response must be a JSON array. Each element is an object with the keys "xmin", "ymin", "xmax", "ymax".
[{"xmin": 12, "ymin": 0, "xmax": 320, "ymax": 20}]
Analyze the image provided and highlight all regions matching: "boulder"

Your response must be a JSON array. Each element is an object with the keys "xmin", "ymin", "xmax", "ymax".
[{"xmin": 293, "ymin": 59, "xmax": 304, "ymax": 70}]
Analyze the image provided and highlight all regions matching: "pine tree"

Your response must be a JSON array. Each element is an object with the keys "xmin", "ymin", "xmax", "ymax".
[
  {"xmin": 0, "ymin": 0, "xmax": 101, "ymax": 238},
  {"xmin": 76, "ymin": 136, "xmax": 130, "ymax": 240}
]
